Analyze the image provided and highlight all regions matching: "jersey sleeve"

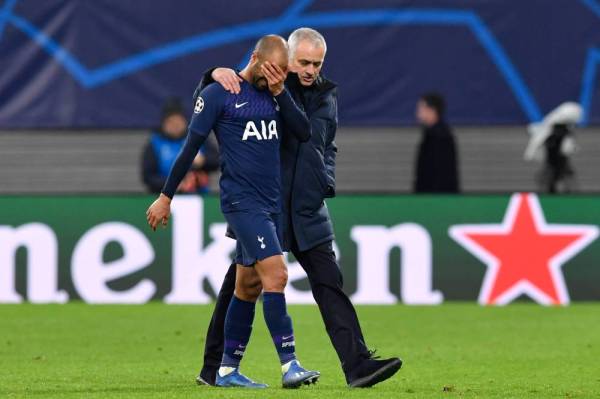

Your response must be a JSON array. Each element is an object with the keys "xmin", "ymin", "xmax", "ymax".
[{"xmin": 188, "ymin": 83, "xmax": 226, "ymax": 137}]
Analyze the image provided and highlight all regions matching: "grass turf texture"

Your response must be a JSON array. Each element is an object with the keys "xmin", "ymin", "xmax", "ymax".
[{"xmin": 1, "ymin": 304, "xmax": 599, "ymax": 398}]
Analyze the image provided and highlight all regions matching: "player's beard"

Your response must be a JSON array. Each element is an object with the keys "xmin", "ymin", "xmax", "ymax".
[
  {"xmin": 253, "ymin": 76, "xmax": 268, "ymax": 91},
  {"xmin": 250, "ymin": 63, "xmax": 269, "ymax": 90}
]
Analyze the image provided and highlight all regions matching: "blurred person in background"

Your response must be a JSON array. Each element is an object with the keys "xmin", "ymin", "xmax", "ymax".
[
  {"xmin": 524, "ymin": 102, "xmax": 581, "ymax": 193},
  {"xmin": 540, "ymin": 124, "xmax": 576, "ymax": 193},
  {"xmin": 414, "ymin": 93, "xmax": 460, "ymax": 193},
  {"xmin": 141, "ymin": 98, "xmax": 219, "ymax": 194}
]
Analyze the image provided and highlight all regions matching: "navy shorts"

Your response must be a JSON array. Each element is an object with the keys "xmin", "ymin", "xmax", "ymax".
[{"xmin": 224, "ymin": 210, "xmax": 283, "ymax": 266}]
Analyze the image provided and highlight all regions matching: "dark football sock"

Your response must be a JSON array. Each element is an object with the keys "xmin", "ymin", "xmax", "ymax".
[
  {"xmin": 220, "ymin": 296, "xmax": 255, "ymax": 369},
  {"xmin": 262, "ymin": 291, "xmax": 297, "ymax": 365}
]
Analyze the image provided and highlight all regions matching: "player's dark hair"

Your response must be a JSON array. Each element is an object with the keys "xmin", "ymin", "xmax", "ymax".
[{"xmin": 421, "ymin": 92, "xmax": 446, "ymax": 118}]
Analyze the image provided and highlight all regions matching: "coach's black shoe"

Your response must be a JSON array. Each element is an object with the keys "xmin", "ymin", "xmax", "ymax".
[
  {"xmin": 195, "ymin": 374, "xmax": 211, "ymax": 386},
  {"xmin": 347, "ymin": 351, "xmax": 402, "ymax": 388},
  {"xmin": 196, "ymin": 366, "xmax": 217, "ymax": 386}
]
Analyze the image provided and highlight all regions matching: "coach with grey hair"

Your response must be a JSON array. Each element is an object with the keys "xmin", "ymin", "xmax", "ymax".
[{"xmin": 195, "ymin": 27, "xmax": 402, "ymax": 388}]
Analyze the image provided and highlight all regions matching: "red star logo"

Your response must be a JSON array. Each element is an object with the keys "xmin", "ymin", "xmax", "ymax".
[{"xmin": 449, "ymin": 193, "xmax": 598, "ymax": 305}]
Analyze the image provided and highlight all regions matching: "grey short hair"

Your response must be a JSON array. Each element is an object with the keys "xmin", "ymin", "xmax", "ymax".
[{"xmin": 288, "ymin": 27, "xmax": 327, "ymax": 58}]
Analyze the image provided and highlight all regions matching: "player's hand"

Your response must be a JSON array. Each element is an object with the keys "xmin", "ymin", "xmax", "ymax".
[
  {"xmin": 212, "ymin": 68, "xmax": 242, "ymax": 94},
  {"xmin": 146, "ymin": 193, "xmax": 171, "ymax": 231},
  {"xmin": 261, "ymin": 61, "xmax": 287, "ymax": 96}
]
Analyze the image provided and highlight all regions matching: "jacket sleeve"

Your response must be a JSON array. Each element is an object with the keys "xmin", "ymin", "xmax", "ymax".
[
  {"xmin": 193, "ymin": 67, "xmax": 218, "ymax": 100},
  {"xmin": 324, "ymin": 121, "xmax": 338, "ymax": 197},
  {"xmin": 141, "ymin": 140, "xmax": 166, "ymax": 193},
  {"xmin": 312, "ymin": 89, "xmax": 338, "ymax": 197}
]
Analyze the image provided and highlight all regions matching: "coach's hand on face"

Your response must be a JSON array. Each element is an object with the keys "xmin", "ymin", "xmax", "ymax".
[
  {"xmin": 261, "ymin": 61, "xmax": 286, "ymax": 96},
  {"xmin": 146, "ymin": 194, "xmax": 171, "ymax": 231}
]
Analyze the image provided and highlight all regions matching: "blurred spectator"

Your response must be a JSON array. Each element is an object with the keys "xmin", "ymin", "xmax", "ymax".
[
  {"xmin": 539, "ymin": 124, "xmax": 576, "ymax": 193},
  {"xmin": 142, "ymin": 98, "xmax": 219, "ymax": 194},
  {"xmin": 524, "ymin": 102, "xmax": 581, "ymax": 193},
  {"xmin": 414, "ymin": 93, "xmax": 460, "ymax": 193}
]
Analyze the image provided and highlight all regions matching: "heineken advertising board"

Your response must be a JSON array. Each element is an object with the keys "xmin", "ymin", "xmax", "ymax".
[{"xmin": 0, "ymin": 194, "xmax": 598, "ymax": 305}]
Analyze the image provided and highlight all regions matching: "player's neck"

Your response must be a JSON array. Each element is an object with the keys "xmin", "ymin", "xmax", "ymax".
[{"xmin": 238, "ymin": 68, "xmax": 252, "ymax": 84}]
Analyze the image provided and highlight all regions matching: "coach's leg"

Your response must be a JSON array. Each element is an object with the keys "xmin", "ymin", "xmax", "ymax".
[
  {"xmin": 199, "ymin": 262, "xmax": 236, "ymax": 385},
  {"xmin": 296, "ymin": 241, "xmax": 403, "ymax": 387},
  {"xmin": 293, "ymin": 241, "xmax": 370, "ymax": 379}
]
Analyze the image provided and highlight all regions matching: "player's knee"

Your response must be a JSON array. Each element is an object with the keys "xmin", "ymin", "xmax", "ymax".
[
  {"xmin": 245, "ymin": 280, "xmax": 263, "ymax": 299},
  {"xmin": 235, "ymin": 285, "xmax": 260, "ymax": 302},
  {"xmin": 263, "ymin": 267, "xmax": 288, "ymax": 292},
  {"xmin": 236, "ymin": 275, "xmax": 262, "ymax": 301}
]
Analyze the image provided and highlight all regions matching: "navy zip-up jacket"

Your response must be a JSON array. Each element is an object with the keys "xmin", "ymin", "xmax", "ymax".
[{"xmin": 198, "ymin": 70, "xmax": 338, "ymax": 252}]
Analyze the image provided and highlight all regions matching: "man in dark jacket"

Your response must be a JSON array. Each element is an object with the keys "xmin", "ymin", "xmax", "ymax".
[
  {"xmin": 414, "ymin": 93, "xmax": 460, "ymax": 193},
  {"xmin": 196, "ymin": 28, "xmax": 401, "ymax": 388}
]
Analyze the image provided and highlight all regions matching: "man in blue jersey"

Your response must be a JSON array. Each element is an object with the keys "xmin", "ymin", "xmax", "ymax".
[
  {"xmin": 196, "ymin": 28, "xmax": 402, "ymax": 388},
  {"xmin": 146, "ymin": 35, "xmax": 319, "ymax": 389}
]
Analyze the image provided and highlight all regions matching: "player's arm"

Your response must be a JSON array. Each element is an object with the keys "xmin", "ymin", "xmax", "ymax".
[
  {"xmin": 261, "ymin": 62, "xmax": 311, "ymax": 142},
  {"xmin": 160, "ymin": 134, "xmax": 206, "ymax": 199},
  {"xmin": 274, "ymin": 88, "xmax": 311, "ymax": 142},
  {"xmin": 146, "ymin": 84, "xmax": 224, "ymax": 231}
]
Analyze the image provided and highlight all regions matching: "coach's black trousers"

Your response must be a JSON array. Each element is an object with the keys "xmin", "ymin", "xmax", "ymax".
[{"xmin": 201, "ymin": 240, "xmax": 370, "ymax": 380}]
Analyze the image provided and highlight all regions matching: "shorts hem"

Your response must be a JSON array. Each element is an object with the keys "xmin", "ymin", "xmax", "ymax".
[{"xmin": 235, "ymin": 250, "xmax": 283, "ymax": 267}]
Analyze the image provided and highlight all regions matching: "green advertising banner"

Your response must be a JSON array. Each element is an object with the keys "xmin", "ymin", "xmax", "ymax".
[{"xmin": 0, "ymin": 194, "xmax": 598, "ymax": 305}]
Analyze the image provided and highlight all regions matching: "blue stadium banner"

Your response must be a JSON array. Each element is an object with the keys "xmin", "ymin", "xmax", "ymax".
[{"xmin": 1, "ymin": 0, "xmax": 600, "ymax": 128}]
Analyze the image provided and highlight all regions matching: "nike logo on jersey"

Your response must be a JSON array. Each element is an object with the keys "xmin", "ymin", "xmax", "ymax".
[{"xmin": 235, "ymin": 101, "xmax": 248, "ymax": 109}]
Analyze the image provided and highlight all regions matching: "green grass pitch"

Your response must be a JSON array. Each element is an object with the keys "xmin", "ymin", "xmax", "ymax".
[{"xmin": 1, "ymin": 303, "xmax": 599, "ymax": 398}]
